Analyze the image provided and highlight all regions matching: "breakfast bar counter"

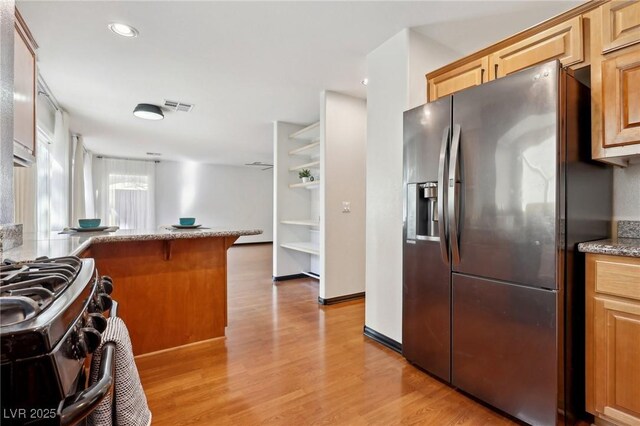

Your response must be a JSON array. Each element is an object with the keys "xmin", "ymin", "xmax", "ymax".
[
  {"xmin": 0, "ymin": 228, "xmax": 262, "ymax": 261},
  {"xmin": 1, "ymin": 228, "xmax": 262, "ymax": 355}
]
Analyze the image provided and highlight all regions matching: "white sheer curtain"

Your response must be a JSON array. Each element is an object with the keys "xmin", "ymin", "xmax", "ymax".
[
  {"xmin": 50, "ymin": 110, "xmax": 70, "ymax": 230},
  {"xmin": 93, "ymin": 158, "xmax": 156, "ymax": 229},
  {"xmin": 71, "ymin": 135, "xmax": 86, "ymax": 223},
  {"xmin": 83, "ymin": 149, "xmax": 95, "ymax": 218},
  {"xmin": 36, "ymin": 133, "xmax": 52, "ymax": 234}
]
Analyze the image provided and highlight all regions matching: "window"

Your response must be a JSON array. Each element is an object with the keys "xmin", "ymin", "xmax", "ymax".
[
  {"xmin": 94, "ymin": 158, "xmax": 156, "ymax": 230},
  {"xmin": 107, "ymin": 173, "xmax": 151, "ymax": 229}
]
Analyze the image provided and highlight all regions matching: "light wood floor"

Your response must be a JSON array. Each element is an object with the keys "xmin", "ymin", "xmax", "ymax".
[{"xmin": 136, "ymin": 243, "xmax": 516, "ymax": 425}]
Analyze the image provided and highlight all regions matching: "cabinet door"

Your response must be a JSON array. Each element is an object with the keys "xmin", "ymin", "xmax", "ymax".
[
  {"xmin": 602, "ymin": 1, "xmax": 640, "ymax": 53},
  {"xmin": 593, "ymin": 296, "xmax": 640, "ymax": 425},
  {"xmin": 489, "ymin": 16, "xmax": 583, "ymax": 79},
  {"xmin": 427, "ymin": 57, "xmax": 488, "ymax": 102},
  {"xmin": 14, "ymin": 25, "xmax": 36, "ymax": 153},
  {"xmin": 602, "ymin": 47, "xmax": 640, "ymax": 148}
]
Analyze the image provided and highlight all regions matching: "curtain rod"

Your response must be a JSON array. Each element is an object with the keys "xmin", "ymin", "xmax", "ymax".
[
  {"xmin": 37, "ymin": 90, "xmax": 59, "ymax": 112},
  {"xmin": 96, "ymin": 155, "xmax": 160, "ymax": 164},
  {"xmin": 37, "ymin": 76, "xmax": 61, "ymax": 112}
]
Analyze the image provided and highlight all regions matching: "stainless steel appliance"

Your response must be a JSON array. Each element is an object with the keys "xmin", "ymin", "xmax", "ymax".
[
  {"xmin": 402, "ymin": 60, "xmax": 612, "ymax": 425},
  {"xmin": 1, "ymin": 256, "xmax": 116, "ymax": 425}
]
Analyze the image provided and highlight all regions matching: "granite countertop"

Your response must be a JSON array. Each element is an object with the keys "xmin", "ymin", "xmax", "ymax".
[
  {"xmin": 578, "ymin": 220, "xmax": 640, "ymax": 258},
  {"xmin": 0, "ymin": 228, "xmax": 263, "ymax": 262},
  {"xmin": 578, "ymin": 238, "xmax": 640, "ymax": 258}
]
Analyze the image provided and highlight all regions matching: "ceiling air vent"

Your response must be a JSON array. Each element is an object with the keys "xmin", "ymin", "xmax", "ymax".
[{"xmin": 163, "ymin": 99, "xmax": 194, "ymax": 112}]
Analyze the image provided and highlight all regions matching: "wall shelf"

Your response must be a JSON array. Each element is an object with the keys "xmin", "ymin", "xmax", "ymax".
[
  {"xmin": 289, "ymin": 180, "xmax": 319, "ymax": 189},
  {"xmin": 289, "ymin": 160, "xmax": 320, "ymax": 172},
  {"xmin": 289, "ymin": 141, "xmax": 319, "ymax": 156},
  {"xmin": 281, "ymin": 242, "xmax": 320, "ymax": 256},
  {"xmin": 289, "ymin": 121, "xmax": 320, "ymax": 141},
  {"xmin": 281, "ymin": 219, "xmax": 320, "ymax": 227}
]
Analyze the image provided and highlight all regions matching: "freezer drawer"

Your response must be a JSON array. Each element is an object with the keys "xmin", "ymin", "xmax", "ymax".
[
  {"xmin": 452, "ymin": 273, "xmax": 558, "ymax": 425},
  {"xmin": 402, "ymin": 240, "xmax": 451, "ymax": 382}
]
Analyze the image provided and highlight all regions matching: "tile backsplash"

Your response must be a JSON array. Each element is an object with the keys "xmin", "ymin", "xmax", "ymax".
[
  {"xmin": 613, "ymin": 163, "xmax": 640, "ymax": 221},
  {"xmin": 618, "ymin": 221, "xmax": 640, "ymax": 239}
]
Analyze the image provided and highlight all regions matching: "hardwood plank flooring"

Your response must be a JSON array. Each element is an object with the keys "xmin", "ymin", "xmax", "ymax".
[{"xmin": 136, "ymin": 243, "xmax": 516, "ymax": 425}]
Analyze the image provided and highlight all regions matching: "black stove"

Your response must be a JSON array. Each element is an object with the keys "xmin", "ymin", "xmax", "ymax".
[{"xmin": 1, "ymin": 256, "xmax": 114, "ymax": 425}]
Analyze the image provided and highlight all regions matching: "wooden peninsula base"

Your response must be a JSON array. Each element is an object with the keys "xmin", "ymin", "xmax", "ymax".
[{"xmin": 82, "ymin": 237, "xmax": 239, "ymax": 355}]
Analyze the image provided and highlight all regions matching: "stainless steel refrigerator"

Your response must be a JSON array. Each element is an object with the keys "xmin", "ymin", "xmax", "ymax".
[{"xmin": 402, "ymin": 60, "xmax": 612, "ymax": 425}]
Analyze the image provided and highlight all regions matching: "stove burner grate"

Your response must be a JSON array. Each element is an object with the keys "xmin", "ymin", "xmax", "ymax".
[{"xmin": 0, "ymin": 256, "xmax": 83, "ymax": 326}]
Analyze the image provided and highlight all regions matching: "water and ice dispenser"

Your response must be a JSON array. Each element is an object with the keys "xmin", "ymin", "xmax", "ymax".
[{"xmin": 406, "ymin": 181, "xmax": 439, "ymax": 241}]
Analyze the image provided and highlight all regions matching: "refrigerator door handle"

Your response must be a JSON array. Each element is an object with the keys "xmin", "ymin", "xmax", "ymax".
[
  {"xmin": 448, "ymin": 124, "xmax": 461, "ymax": 265},
  {"xmin": 437, "ymin": 126, "xmax": 450, "ymax": 264}
]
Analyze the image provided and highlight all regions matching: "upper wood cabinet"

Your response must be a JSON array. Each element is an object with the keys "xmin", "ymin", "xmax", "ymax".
[
  {"xmin": 589, "ymin": 2, "xmax": 640, "ymax": 165},
  {"xmin": 426, "ymin": 0, "xmax": 640, "ymax": 165},
  {"xmin": 602, "ymin": 1, "xmax": 640, "ymax": 53},
  {"xmin": 13, "ymin": 10, "xmax": 37, "ymax": 155},
  {"xmin": 586, "ymin": 254, "xmax": 640, "ymax": 426},
  {"xmin": 427, "ymin": 57, "xmax": 489, "ymax": 102},
  {"xmin": 602, "ymin": 48, "xmax": 640, "ymax": 148},
  {"xmin": 427, "ymin": 16, "xmax": 585, "ymax": 102},
  {"xmin": 489, "ymin": 16, "xmax": 584, "ymax": 79}
]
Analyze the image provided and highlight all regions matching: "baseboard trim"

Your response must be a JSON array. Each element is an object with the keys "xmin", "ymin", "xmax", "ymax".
[
  {"xmin": 301, "ymin": 271, "xmax": 320, "ymax": 279},
  {"xmin": 318, "ymin": 292, "xmax": 365, "ymax": 305},
  {"xmin": 134, "ymin": 336, "xmax": 224, "ymax": 359},
  {"xmin": 234, "ymin": 241, "xmax": 273, "ymax": 246},
  {"xmin": 273, "ymin": 273, "xmax": 306, "ymax": 282},
  {"xmin": 363, "ymin": 325, "xmax": 402, "ymax": 354}
]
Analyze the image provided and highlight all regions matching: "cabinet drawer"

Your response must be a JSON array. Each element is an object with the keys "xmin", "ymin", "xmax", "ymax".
[
  {"xmin": 602, "ymin": 48, "xmax": 640, "ymax": 148},
  {"xmin": 595, "ymin": 257, "xmax": 640, "ymax": 300},
  {"xmin": 490, "ymin": 16, "xmax": 583, "ymax": 79},
  {"xmin": 427, "ymin": 57, "xmax": 489, "ymax": 102},
  {"xmin": 602, "ymin": 1, "xmax": 640, "ymax": 53}
]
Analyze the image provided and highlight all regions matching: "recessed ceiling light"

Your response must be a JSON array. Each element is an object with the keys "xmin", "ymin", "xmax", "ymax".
[
  {"xmin": 361, "ymin": 78, "xmax": 369, "ymax": 86},
  {"xmin": 108, "ymin": 22, "xmax": 139, "ymax": 38},
  {"xmin": 133, "ymin": 104, "xmax": 164, "ymax": 120}
]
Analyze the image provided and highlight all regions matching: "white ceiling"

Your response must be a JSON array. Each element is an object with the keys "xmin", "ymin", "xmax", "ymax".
[{"xmin": 18, "ymin": 1, "xmax": 581, "ymax": 165}]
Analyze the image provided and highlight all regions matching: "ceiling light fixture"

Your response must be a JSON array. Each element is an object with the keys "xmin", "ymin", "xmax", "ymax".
[
  {"xmin": 361, "ymin": 78, "xmax": 369, "ymax": 86},
  {"xmin": 133, "ymin": 104, "xmax": 164, "ymax": 120},
  {"xmin": 244, "ymin": 161, "xmax": 274, "ymax": 170},
  {"xmin": 108, "ymin": 22, "xmax": 139, "ymax": 38}
]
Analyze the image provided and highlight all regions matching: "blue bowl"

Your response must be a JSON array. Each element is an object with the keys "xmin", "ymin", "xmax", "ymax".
[
  {"xmin": 179, "ymin": 217, "xmax": 196, "ymax": 226},
  {"xmin": 79, "ymin": 218, "xmax": 101, "ymax": 228}
]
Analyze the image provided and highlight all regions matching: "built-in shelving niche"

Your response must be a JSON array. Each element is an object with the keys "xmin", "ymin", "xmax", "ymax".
[{"xmin": 276, "ymin": 121, "xmax": 321, "ymax": 280}]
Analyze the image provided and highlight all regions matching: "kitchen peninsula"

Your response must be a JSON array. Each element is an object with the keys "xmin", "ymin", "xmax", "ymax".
[{"xmin": 1, "ymin": 228, "xmax": 262, "ymax": 355}]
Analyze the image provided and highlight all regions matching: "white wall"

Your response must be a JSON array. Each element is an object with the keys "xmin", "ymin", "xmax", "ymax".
[
  {"xmin": 613, "ymin": 163, "xmax": 640, "ymax": 222},
  {"xmin": 408, "ymin": 33, "xmax": 460, "ymax": 109},
  {"xmin": 155, "ymin": 161, "xmax": 273, "ymax": 243},
  {"xmin": 320, "ymin": 91, "xmax": 367, "ymax": 300},
  {"xmin": 364, "ymin": 29, "xmax": 458, "ymax": 342}
]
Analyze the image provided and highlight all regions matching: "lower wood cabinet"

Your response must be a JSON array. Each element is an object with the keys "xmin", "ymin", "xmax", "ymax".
[{"xmin": 586, "ymin": 254, "xmax": 640, "ymax": 426}]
